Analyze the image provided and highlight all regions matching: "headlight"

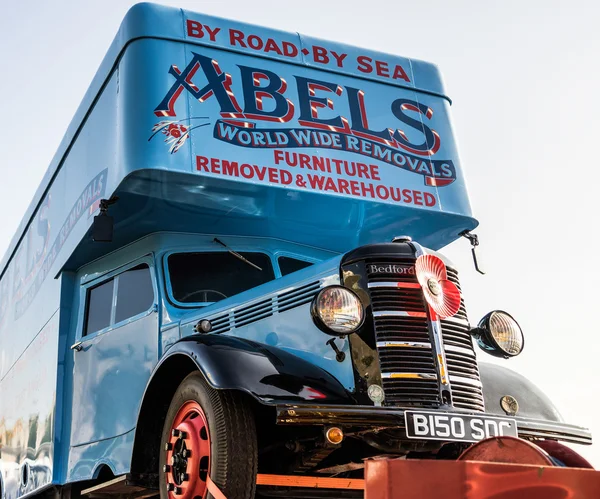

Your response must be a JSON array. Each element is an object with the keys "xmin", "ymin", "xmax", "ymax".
[
  {"xmin": 472, "ymin": 310, "xmax": 524, "ymax": 358},
  {"xmin": 311, "ymin": 286, "xmax": 365, "ymax": 335}
]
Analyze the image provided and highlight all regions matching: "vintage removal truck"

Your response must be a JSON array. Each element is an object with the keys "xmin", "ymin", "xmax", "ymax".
[{"xmin": 0, "ymin": 3, "xmax": 593, "ymax": 499}]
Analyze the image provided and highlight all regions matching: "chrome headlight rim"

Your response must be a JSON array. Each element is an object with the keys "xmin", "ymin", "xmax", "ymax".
[
  {"xmin": 474, "ymin": 310, "xmax": 524, "ymax": 359},
  {"xmin": 310, "ymin": 285, "xmax": 365, "ymax": 336}
]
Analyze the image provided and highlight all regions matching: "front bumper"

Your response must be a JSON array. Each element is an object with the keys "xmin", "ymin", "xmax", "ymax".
[{"xmin": 275, "ymin": 404, "xmax": 593, "ymax": 446}]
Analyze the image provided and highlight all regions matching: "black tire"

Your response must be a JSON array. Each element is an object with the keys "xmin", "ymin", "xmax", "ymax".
[{"xmin": 159, "ymin": 372, "xmax": 257, "ymax": 499}]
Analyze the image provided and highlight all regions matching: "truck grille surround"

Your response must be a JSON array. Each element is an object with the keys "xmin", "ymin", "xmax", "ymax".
[{"xmin": 365, "ymin": 257, "xmax": 485, "ymax": 413}]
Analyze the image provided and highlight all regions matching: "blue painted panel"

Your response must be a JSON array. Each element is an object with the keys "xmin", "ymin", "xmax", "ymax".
[
  {"xmin": 0, "ymin": 313, "xmax": 59, "ymax": 498},
  {"xmin": 228, "ymin": 304, "xmax": 354, "ymax": 391},
  {"xmin": 67, "ymin": 429, "xmax": 135, "ymax": 482},
  {"xmin": 70, "ymin": 313, "xmax": 158, "ymax": 446},
  {"xmin": 70, "ymin": 256, "xmax": 159, "ymax": 447},
  {"xmin": 0, "ymin": 71, "xmax": 120, "ymax": 497}
]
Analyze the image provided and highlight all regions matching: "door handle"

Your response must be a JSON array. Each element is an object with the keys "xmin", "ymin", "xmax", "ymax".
[{"xmin": 70, "ymin": 341, "xmax": 83, "ymax": 352}]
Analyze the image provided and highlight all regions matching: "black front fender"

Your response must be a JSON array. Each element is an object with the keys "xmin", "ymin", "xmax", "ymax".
[
  {"xmin": 480, "ymin": 362, "xmax": 563, "ymax": 421},
  {"xmin": 159, "ymin": 334, "xmax": 355, "ymax": 405}
]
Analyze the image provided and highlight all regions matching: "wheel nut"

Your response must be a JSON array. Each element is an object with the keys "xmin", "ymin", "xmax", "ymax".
[
  {"xmin": 167, "ymin": 483, "xmax": 175, "ymax": 492},
  {"xmin": 175, "ymin": 487, "xmax": 183, "ymax": 495},
  {"xmin": 181, "ymin": 473, "xmax": 189, "ymax": 482},
  {"xmin": 172, "ymin": 429, "xmax": 187, "ymax": 439},
  {"xmin": 182, "ymin": 449, "xmax": 191, "ymax": 458},
  {"xmin": 171, "ymin": 456, "xmax": 176, "ymax": 465},
  {"xmin": 163, "ymin": 465, "xmax": 171, "ymax": 473},
  {"xmin": 165, "ymin": 443, "xmax": 173, "ymax": 451}
]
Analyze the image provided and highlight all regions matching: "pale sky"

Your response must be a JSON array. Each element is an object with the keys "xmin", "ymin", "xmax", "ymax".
[{"xmin": 1, "ymin": 0, "xmax": 598, "ymax": 467}]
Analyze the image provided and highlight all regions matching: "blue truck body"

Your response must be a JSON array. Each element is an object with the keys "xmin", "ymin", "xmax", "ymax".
[{"xmin": 0, "ymin": 4, "xmax": 591, "ymax": 499}]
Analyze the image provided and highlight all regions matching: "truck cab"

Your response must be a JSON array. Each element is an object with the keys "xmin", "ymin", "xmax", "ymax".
[{"xmin": 0, "ymin": 4, "xmax": 592, "ymax": 499}]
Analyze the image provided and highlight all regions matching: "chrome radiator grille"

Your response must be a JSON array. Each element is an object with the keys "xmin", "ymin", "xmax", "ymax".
[{"xmin": 366, "ymin": 258, "xmax": 485, "ymax": 412}]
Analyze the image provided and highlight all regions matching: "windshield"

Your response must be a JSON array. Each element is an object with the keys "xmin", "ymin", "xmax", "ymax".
[{"xmin": 167, "ymin": 252, "xmax": 275, "ymax": 304}]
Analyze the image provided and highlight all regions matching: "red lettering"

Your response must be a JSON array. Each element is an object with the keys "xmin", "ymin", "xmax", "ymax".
[
  {"xmin": 357, "ymin": 56, "xmax": 373, "ymax": 74},
  {"xmin": 282, "ymin": 41, "xmax": 299, "ymax": 58},
  {"xmin": 402, "ymin": 189, "xmax": 413, "ymax": 204},
  {"xmin": 413, "ymin": 190, "xmax": 423, "ymax": 206},
  {"xmin": 268, "ymin": 168, "xmax": 279, "ymax": 183},
  {"xmin": 424, "ymin": 192, "xmax": 436, "ymax": 207},
  {"xmin": 210, "ymin": 157, "xmax": 221, "ymax": 174},
  {"xmin": 361, "ymin": 182, "xmax": 375, "ymax": 198},
  {"xmin": 331, "ymin": 51, "xmax": 347, "ymax": 68},
  {"xmin": 187, "ymin": 20, "xmax": 204, "ymax": 38},
  {"xmin": 229, "ymin": 29, "xmax": 247, "ymax": 47},
  {"xmin": 357, "ymin": 163, "xmax": 370, "ymax": 179},
  {"xmin": 299, "ymin": 154, "xmax": 311, "ymax": 169},
  {"xmin": 241, "ymin": 164, "xmax": 254, "ymax": 178},
  {"xmin": 393, "ymin": 64, "xmax": 411, "ymax": 82},
  {"xmin": 370, "ymin": 165, "xmax": 380, "ymax": 181},
  {"xmin": 313, "ymin": 45, "xmax": 329, "ymax": 64},
  {"xmin": 324, "ymin": 177, "xmax": 338, "ymax": 192},
  {"xmin": 307, "ymin": 174, "xmax": 325, "ymax": 189},
  {"xmin": 338, "ymin": 178, "xmax": 350, "ymax": 194},
  {"xmin": 273, "ymin": 150, "xmax": 285, "ymax": 165},
  {"xmin": 247, "ymin": 35, "xmax": 263, "ymax": 50},
  {"xmin": 196, "ymin": 155, "xmax": 209, "ymax": 171},
  {"xmin": 281, "ymin": 170, "xmax": 293, "ymax": 185},
  {"xmin": 222, "ymin": 160, "xmax": 239, "ymax": 176},
  {"xmin": 254, "ymin": 165, "xmax": 267, "ymax": 181},
  {"xmin": 375, "ymin": 60, "xmax": 389, "ymax": 77},
  {"xmin": 264, "ymin": 38, "xmax": 283, "ymax": 56},
  {"xmin": 204, "ymin": 25, "xmax": 221, "ymax": 42},
  {"xmin": 376, "ymin": 185, "xmax": 389, "ymax": 200}
]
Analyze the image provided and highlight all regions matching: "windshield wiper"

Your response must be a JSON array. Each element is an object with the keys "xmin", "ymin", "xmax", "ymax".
[{"xmin": 213, "ymin": 238, "xmax": 263, "ymax": 271}]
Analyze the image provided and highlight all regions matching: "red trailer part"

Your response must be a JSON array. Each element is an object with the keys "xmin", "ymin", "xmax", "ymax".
[
  {"xmin": 365, "ymin": 459, "xmax": 600, "ymax": 498},
  {"xmin": 365, "ymin": 437, "xmax": 599, "ymax": 499},
  {"xmin": 251, "ymin": 438, "xmax": 599, "ymax": 499}
]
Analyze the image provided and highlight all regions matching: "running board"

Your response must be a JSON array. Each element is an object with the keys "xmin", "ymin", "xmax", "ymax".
[{"xmin": 81, "ymin": 475, "xmax": 158, "ymax": 499}]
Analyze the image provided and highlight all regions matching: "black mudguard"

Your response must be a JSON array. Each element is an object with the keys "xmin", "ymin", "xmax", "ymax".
[
  {"xmin": 159, "ymin": 334, "xmax": 355, "ymax": 404},
  {"xmin": 479, "ymin": 362, "xmax": 563, "ymax": 421}
]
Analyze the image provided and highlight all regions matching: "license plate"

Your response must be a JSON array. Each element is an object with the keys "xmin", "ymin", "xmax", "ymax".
[{"xmin": 404, "ymin": 410, "xmax": 518, "ymax": 443}]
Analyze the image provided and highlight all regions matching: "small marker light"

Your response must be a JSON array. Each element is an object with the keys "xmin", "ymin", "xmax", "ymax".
[
  {"xmin": 195, "ymin": 319, "xmax": 212, "ymax": 333},
  {"xmin": 325, "ymin": 427, "xmax": 344, "ymax": 445},
  {"xmin": 367, "ymin": 384, "xmax": 385, "ymax": 405}
]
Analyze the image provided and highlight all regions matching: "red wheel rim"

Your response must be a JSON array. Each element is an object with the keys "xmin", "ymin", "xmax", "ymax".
[{"xmin": 164, "ymin": 400, "xmax": 211, "ymax": 499}]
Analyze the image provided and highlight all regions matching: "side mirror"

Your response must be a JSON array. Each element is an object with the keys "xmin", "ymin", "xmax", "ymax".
[{"xmin": 93, "ymin": 197, "xmax": 118, "ymax": 242}]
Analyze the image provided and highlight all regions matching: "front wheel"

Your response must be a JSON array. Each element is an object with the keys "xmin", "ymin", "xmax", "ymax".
[{"xmin": 159, "ymin": 372, "xmax": 257, "ymax": 499}]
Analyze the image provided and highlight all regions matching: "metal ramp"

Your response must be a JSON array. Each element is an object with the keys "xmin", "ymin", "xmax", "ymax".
[{"xmin": 81, "ymin": 475, "xmax": 158, "ymax": 499}]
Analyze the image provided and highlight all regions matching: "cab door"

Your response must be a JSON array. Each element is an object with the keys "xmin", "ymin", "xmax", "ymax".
[{"xmin": 70, "ymin": 258, "xmax": 159, "ymax": 446}]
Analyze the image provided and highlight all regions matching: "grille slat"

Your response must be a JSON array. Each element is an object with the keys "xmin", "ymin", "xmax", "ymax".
[{"xmin": 365, "ymin": 257, "xmax": 484, "ymax": 412}]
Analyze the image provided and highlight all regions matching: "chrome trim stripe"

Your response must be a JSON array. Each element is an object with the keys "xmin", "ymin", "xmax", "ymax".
[
  {"xmin": 449, "ymin": 375, "xmax": 483, "ymax": 388},
  {"xmin": 368, "ymin": 281, "xmax": 420, "ymax": 289},
  {"xmin": 381, "ymin": 372, "xmax": 437, "ymax": 380},
  {"xmin": 377, "ymin": 341, "xmax": 432, "ymax": 349},
  {"xmin": 444, "ymin": 344, "xmax": 476, "ymax": 357},
  {"xmin": 515, "ymin": 418, "xmax": 590, "ymax": 434},
  {"xmin": 441, "ymin": 316, "xmax": 470, "ymax": 327},
  {"xmin": 373, "ymin": 310, "xmax": 427, "ymax": 318}
]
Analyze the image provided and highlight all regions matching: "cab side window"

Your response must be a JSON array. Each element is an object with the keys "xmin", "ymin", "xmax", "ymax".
[
  {"xmin": 84, "ymin": 264, "xmax": 154, "ymax": 336},
  {"xmin": 85, "ymin": 279, "xmax": 114, "ymax": 335},
  {"xmin": 115, "ymin": 265, "xmax": 154, "ymax": 323},
  {"xmin": 278, "ymin": 256, "xmax": 314, "ymax": 277}
]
